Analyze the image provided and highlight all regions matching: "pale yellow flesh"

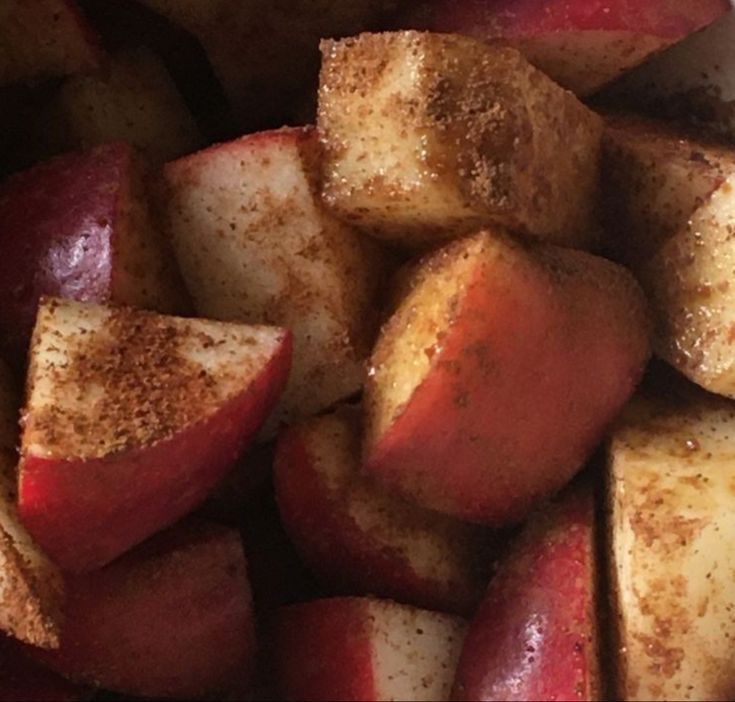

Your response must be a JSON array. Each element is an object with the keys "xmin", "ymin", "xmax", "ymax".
[
  {"xmin": 164, "ymin": 129, "xmax": 383, "ymax": 428},
  {"xmin": 25, "ymin": 298, "xmax": 284, "ymax": 460},
  {"xmin": 45, "ymin": 48, "xmax": 201, "ymax": 164},
  {"xmin": 368, "ymin": 599, "xmax": 466, "ymax": 702},
  {"xmin": 609, "ymin": 393, "xmax": 735, "ymax": 700}
]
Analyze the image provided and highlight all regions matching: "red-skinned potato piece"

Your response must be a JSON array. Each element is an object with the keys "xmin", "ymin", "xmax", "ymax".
[
  {"xmin": 364, "ymin": 229, "xmax": 650, "ymax": 525},
  {"xmin": 275, "ymin": 406, "xmax": 494, "ymax": 615},
  {"xmin": 272, "ymin": 597, "xmax": 467, "ymax": 702},
  {"xmin": 0, "ymin": 142, "xmax": 189, "ymax": 364},
  {"xmin": 0, "ymin": 0, "xmax": 102, "ymax": 87},
  {"xmin": 452, "ymin": 479, "xmax": 599, "ymax": 701},
  {"xmin": 0, "ymin": 635, "xmax": 89, "ymax": 702},
  {"xmin": 405, "ymin": 0, "xmax": 729, "ymax": 96},
  {"xmin": 18, "ymin": 297, "xmax": 291, "ymax": 572},
  {"xmin": 34, "ymin": 520, "xmax": 256, "ymax": 700},
  {"xmin": 0, "ymin": 360, "xmax": 63, "ymax": 648}
]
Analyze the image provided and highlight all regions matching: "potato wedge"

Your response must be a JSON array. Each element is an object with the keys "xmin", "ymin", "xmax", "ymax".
[
  {"xmin": 608, "ymin": 388, "xmax": 735, "ymax": 700},
  {"xmin": 318, "ymin": 31, "xmax": 603, "ymax": 249}
]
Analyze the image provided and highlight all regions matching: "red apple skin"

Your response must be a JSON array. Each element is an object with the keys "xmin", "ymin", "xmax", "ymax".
[
  {"xmin": 0, "ymin": 635, "xmax": 90, "ymax": 702},
  {"xmin": 405, "ymin": 0, "xmax": 729, "ymax": 94},
  {"xmin": 275, "ymin": 408, "xmax": 493, "ymax": 615},
  {"xmin": 33, "ymin": 520, "xmax": 256, "ymax": 700},
  {"xmin": 452, "ymin": 480, "xmax": 599, "ymax": 701},
  {"xmin": 273, "ymin": 599, "xmax": 375, "ymax": 702},
  {"xmin": 365, "ymin": 232, "xmax": 650, "ymax": 526},
  {"xmin": 0, "ymin": 142, "xmax": 187, "ymax": 364},
  {"xmin": 19, "ymin": 329, "xmax": 292, "ymax": 572}
]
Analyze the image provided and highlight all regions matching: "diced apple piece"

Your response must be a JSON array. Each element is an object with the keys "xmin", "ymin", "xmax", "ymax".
[
  {"xmin": 0, "ymin": 360, "xmax": 62, "ymax": 648},
  {"xmin": 273, "ymin": 597, "xmax": 466, "ymax": 701},
  {"xmin": 274, "ymin": 406, "xmax": 492, "ymax": 615},
  {"xmin": 0, "ymin": 634, "xmax": 89, "ymax": 702},
  {"xmin": 452, "ymin": 480, "xmax": 599, "ymax": 701},
  {"xmin": 365, "ymin": 229, "xmax": 650, "ymax": 525},
  {"xmin": 404, "ymin": 0, "xmax": 730, "ymax": 97},
  {"xmin": 18, "ymin": 297, "xmax": 291, "ymax": 571},
  {"xmin": 608, "ymin": 388, "xmax": 735, "ymax": 701},
  {"xmin": 163, "ymin": 126, "xmax": 386, "ymax": 428},
  {"xmin": 603, "ymin": 116, "xmax": 735, "ymax": 396},
  {"xmin": 606, "ymin": 11, "xmax": 735, "ymax": 142},
  {"xmin": 40, "ymin": 48, "xmax": 202, "ymax": 164},
  {"xmin": 35, "ymin": 520, "xmax": 256, "ymax": 699},
  {"xmin": 0, "ymin": 142, "xmax": 190, "ymax": 364},
  {"xmin": 317, "ymin": 31, "xmax": 603, "ymax": 249},
  {"xmin": 602, "ymin": 115, "xmax": 735, "ymax": 265},
  {"xmin": 0, "ymin": 0, "xmax": 102, "ymax": 86}
]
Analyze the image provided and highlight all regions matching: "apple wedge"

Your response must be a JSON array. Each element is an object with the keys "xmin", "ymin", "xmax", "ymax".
[
  {"xmin": 452, "ymin": 480, "xmax": 599, "ymax": 701},
  {"xmin": 39, "ymin": 48, "xmax": 202, "ymax": 164},
  {"xmin": 163, "ymin": 126, "xmax": 387, "ymax": 429},
  {"xmin": 35, "ymin": 520, "xmax": 256, "ymax": 700},
  {"xmin": 608, "ymin": 388, "xmax": 735, "ymax": 700},
  {"xmin": 318, "ymin": 31, "xmax": 603, "ymax": 249},
  {"xmin": 272, "ymin": 597, "xmax": 467, "ymax": 701},
  {"xmin": 0, "ymin": 142, "xmax": 189, "ymax": 364},
  {"xmin": 0, "ymin": 360, "xmax": 63, "ymax": 649},
  {"xmin": 0, "ymin": 634, "xmax": 88, "ymax": 702},
  {"xmin": 18, "ymin": 297, "xmax": 291, "ymax": 572},
  {"xmin": 0, "ymin": 0, "xmax": 102, "ymax": 87},
  {"xmin": 274, "ymin": 406, "xmax": 493, "ymax": 615},
  {"xmin": 603, "ymin": 116, "xmax": 735, "ymax": 397},
  {"xmin": 365, "ymin": 229, "xmax": 650, "ymax": 525},
  {"xmin": 403, "ymin": 0, "xmax": 730, "ymax": 97}
]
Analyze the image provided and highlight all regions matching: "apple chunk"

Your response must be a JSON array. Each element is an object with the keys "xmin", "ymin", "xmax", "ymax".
[
  {"xmin": 317, "ymin": 31, "xmax": 603, "ymax": 249},
  {"xmin": 0, "ymin": 0, "xmax": 102, "ymax": 87},
  {"xmin": 365, "ymin": 229, "xmax": 650, "ymax": 525},
  {"xmin": 452, "ymin": 480, "xmax": 599, "ymax": 701},
  {"xmin": 163, "ymin": 126, "xmax": 387, "ymax": 428},
  {"xmin": 609, "ymin": 388, "xmax": 735, "ymax": 701},
  {"xmin": 18, "ymin": 297, "xmax": 291, "ymax": 572},
  {"xmin": 274, "ymin": 406, "xmax": 493, "ymax": 615},
  {"xmin": 39, "ymin": 48, "xmax": 202, "ymax": 164},
  {"xmin": 0, "ymin": 142, "xmax": 189, "ymax": 364},
  {"xmin": 603, "ymin": 116, "xmax": 735, "ymax": 396},
  {"xmin": 0, "ymin": 360, "xmax": 62, "ymax": 648},
  {"xmin": 272, "ymin": 597, "xmax": 466, "ymax": 701},
  {"xmin": 404, "ymin": 0, "xmax": 730, "ymax": 96},
  {"xmin": 35, "ymin": 520, "xmax": 256, "ymax": 700}
]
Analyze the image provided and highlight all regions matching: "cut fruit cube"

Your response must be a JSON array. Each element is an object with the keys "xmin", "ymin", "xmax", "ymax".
[
  {"xmin": 40, "ymin": 48, "xmax": 202, "ymax": 164},
  {"xmin": 274, "ymin": 406, "xmax": 493, "ymax": 615},
  {"xmin": 0, "ymin": 360, "xmax": 62, "ymax": 649},
  {"xmin": 19, "ymin": 297, "xmax": 291, "ymax": 571},
  {"xmin": 272, "ymin": 596, "xmax": 466, "ymax": 702},
  {"xmin": 403, "ymin": 0, "xmax": 730, "ymax": 96},
  {"xmin": 35, "ymin": 520, "xmax": 256, "ymax": 700},
  {"xmin": 603, "ymin": 116, "xmax": 735, "ymax": 396},
  {"xmin": 0, "ymin": 0, "xmax": 102, "ymax": 86},
  {"xmin": 163, "ymin": 126, "xmax": 387, "ymax": 428},
  {"xmin": 318, "ymin": 31, "xmax": 603, "ymax": 249},
  {"xmin": 365, "ymin": 229, "xmax": 650, "ymax": 525},
  {"xmin": 0, "ymin": 142, "xmax": 190, "ymax": 364},
  {"xmin": 452, "ymin": 480, "xmax": 599, "ymax": 701},
  {"xmin": 608, "ymin": 387, "xmax": 735, "ymax": 701}
]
